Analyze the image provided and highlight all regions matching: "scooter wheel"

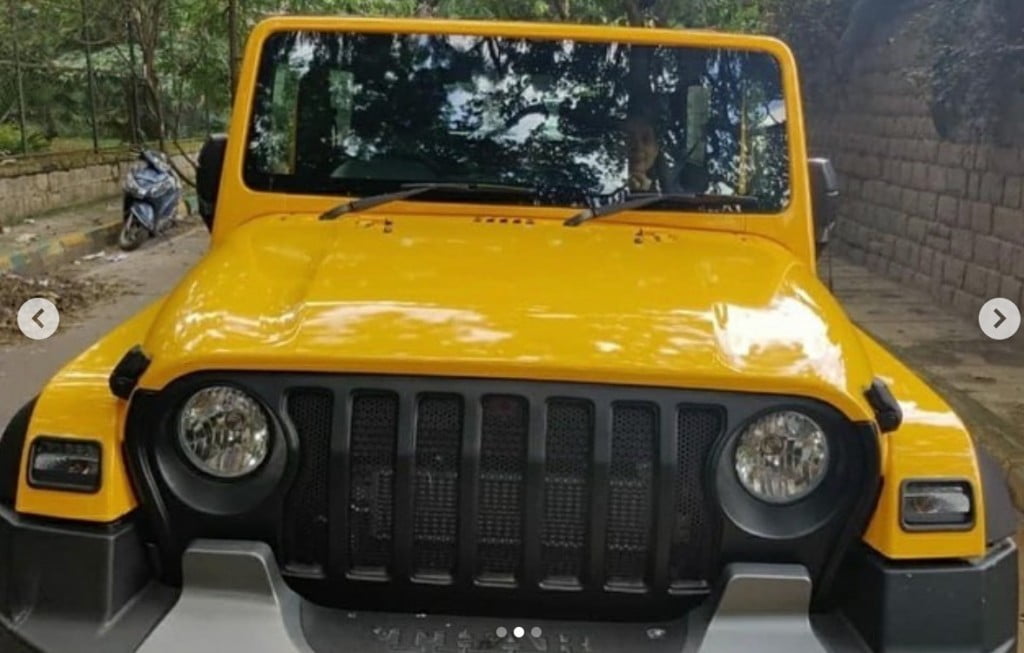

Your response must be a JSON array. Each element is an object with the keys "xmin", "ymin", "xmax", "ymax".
[{"xmin": 118, "ymin": 218, "xmax": 147, "ymax": 251}]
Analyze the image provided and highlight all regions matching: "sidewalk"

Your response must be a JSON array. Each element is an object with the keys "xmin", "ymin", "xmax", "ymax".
[
  {"xmin": 827, "ymin": 253, "xmax": 1024, "ymax": 506},
  {"xmin": 0, "ymin": 196, "xmax": 124, "ymax": 275},
  {"xmin": 0, "ymin": 192, "xmax": 198, "ymax": 276}
]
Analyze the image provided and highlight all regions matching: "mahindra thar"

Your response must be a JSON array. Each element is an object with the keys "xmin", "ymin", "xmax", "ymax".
[{"xmin": 0, "ymin": 16, "xmax": 1017, "ymax": 653}]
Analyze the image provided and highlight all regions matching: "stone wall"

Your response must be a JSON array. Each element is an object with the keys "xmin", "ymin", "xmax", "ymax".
[
  {"xmin": 0, "ymin": 149, "xmax": 197, "ymax": 227},
  {"xmin": 808, "ymin": 9, "xmax": 1024, "ymax": 316}
]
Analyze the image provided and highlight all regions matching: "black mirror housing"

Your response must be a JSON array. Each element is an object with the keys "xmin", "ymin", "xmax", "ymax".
[
  {"xmin": 196, "ymin": 134, "xmax": 228, "ymax": 232},
  {"xmin": 809, "ymin": 158, "xmax": 840, "ymax": 258}
]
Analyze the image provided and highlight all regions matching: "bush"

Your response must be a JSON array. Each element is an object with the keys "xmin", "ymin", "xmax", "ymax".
[{"xmin": 0, "ymin": 123, "xmax": 49, "ymax": 156}]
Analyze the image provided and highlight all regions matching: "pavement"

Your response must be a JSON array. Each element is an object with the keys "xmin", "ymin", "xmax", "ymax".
[
  {"xmin": 0, "ymin": 192, "xmax": 197, "ymax": 276},
  {"xmin": 0, "ymin": 196, "xmax": 125, "ymax": 275}
]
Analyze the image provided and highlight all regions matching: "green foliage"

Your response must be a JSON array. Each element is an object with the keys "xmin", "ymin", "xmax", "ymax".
[
  {"xmin": 0, "ymin": 123, "xmax": 48, "ymax": 155},
  {"xmin": 926, "ymin": 0, "xmax": 1023, "ymax": 143},
  {"xmin": 243, "ymin": 0, "xmax": 773, "ymax": 29},
  {"xmin": 1, "ymin": 0, "xmax": 788, "ymax": 158}
]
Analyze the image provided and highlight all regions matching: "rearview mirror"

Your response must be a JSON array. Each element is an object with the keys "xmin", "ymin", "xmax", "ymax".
[
  {"xmin": 809, "ymin": 158, "xmax": 839, "ymax": 258},
  {"xmin": 196, "ymin": 134, "xmax": 228, "ymax": 232}
]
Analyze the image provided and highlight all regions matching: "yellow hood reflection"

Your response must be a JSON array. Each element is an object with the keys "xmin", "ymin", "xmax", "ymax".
[{"xmin": 140, "ymin": 213, "xmax": 875, "ymax": 420}]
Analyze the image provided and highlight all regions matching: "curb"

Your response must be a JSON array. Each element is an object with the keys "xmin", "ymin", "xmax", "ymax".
[{"xmin": 0, "ymin": 219, "xmax": 122, "ymax": 276}]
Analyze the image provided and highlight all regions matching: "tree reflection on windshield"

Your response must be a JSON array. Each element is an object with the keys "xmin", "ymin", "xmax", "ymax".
[{"xmin": 244, "ymin": 30, "xmax": 790, "ymax": 212}]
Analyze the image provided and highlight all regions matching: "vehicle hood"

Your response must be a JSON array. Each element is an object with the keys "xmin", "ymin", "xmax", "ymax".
[{"xmin": 140, "ymin": 213, "xmax": 875, "ymax": 419}]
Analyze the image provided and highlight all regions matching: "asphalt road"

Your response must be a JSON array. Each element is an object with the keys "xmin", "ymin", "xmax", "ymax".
[{"xmin": 0, "ymin": 227, "xmax": 208, "ymax": 427}]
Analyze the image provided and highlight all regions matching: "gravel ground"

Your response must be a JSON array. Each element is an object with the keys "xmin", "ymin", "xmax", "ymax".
[{"xmin": 0, "ymin": 271, "xmax": 123, "ymax": 344}]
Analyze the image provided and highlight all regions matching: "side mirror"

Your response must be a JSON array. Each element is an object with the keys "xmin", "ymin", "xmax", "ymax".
[
  {"xmin": 196, "ymin": 134, "xmax": 228, "ymax": 232},
  {"xmin": 809, "ymin": 158, "xmax": 839, "ymax": 258}
]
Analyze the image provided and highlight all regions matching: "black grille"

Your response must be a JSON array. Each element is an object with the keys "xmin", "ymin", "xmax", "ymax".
[
  {"xmin": 671, "ymin": 407, "xmax": 724, "ymax": 582},
  {"xmin": 541, "ymin": 399, "xmax": 592, "ymax": 583},
  {"xmin": 284, "ymin": 390, "xmax": 333, "ymax": 570},
  {"xmin": 606, "ymin": 403, "xmax": 657, "ymax": 585},
  {"xmin": 477, "ymin": 395, "xmax": 528, "ymax": 581},
  {"xmin": 284, "ymin": 382, "xmax": 724, "ymax": 596},
  {"xmin": 412, "ymin": 395, "xmax": 462, "ymax": 578},
  {"xmin": 348, "ymin": 393, "xmax": 398, "ymax": 572}
]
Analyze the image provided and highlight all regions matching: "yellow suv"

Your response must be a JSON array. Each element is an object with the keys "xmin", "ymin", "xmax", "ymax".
[{"xmin": 0, "ymin": 16, "xmax": 1016, "ymax": 653}]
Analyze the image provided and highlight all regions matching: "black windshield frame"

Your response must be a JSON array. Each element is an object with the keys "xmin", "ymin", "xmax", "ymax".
[{"xmin": 242, "ymin": 29, "xmax": 792, "ymax": 214}]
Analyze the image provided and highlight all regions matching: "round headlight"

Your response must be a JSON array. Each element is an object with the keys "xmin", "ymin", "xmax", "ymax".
[
  {"xmin": 178, "ymin": 386, "xmax": 270, "ymax": 478},
  {"xmin": 734, "ymin": 410, "xmax": 829, "ymax": 504}
]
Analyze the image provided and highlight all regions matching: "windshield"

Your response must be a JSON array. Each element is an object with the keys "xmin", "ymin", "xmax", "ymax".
[{"xmin": 244, "ymin": 30, "xmax": 791, "ymax": 212}]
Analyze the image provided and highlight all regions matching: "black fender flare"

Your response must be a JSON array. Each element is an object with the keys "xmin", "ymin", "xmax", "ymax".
[
  {"xmin": 0, "ymin": 398, "xmax": 36, "ymax": 506},
  {"xmin": 977, "ymin": 445, "xmax": 1019, "ymax": 544}
]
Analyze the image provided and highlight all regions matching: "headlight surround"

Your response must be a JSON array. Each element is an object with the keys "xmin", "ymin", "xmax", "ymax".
[
  {"xmin": 734, "ymin": 410, "xmax": 829, "ymax": 504},
  {"xmin": 177, "ymin": 386, "xmax": 270, "ymax": 479}
]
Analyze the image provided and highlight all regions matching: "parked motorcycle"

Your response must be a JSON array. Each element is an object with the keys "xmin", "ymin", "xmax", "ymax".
[{"xmin": 119, "ymin": 149, "xmax": 182, "ymax": 251}]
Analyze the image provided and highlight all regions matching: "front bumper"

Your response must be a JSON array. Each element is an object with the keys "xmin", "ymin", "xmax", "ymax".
[{"xmin": 0, "ymin": 507, "xmax": 1016, "ymax": 653}]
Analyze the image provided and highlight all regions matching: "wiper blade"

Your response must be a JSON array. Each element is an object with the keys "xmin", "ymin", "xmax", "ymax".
[
  {"xmin": 319, "ymin": 182, "xmax": 538, "ymax": 221},
  {"xmin": 563, "ymin": 192, "xmax": 760, "ymax": 227}
]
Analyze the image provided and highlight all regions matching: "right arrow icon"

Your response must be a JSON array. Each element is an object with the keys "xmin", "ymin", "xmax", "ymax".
[
  {"xmin": 993, "ymin": 308, "xmax": 1006, "ymax": 329},
  {"xmin": 979, "ymin": 298, "xmax": 1020, "ymax": 341}
]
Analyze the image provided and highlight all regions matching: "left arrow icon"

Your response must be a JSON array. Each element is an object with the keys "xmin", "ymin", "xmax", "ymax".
[{"xmin": 17, "ymin": 298, "xmax": 60, "ymax": 340}]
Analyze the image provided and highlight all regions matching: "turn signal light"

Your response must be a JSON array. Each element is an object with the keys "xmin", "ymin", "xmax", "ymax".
[
  {"xmin": 901, "ymin": 481, "xmax": 973, "ymax": 530},
  {"xmin": 27, "ymin": 437, "xmax": 101, "ymax": 493}
]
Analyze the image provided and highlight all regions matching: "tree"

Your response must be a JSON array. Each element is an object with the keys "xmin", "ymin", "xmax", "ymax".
[
  {"xmin": 228, "ymin": 0, "xmax": 239, "ymax": 99},
  {"xmin": 1, "ymin": 0, "xmax": 780, "ymax": 161},
  {"xmin": 126, "ymin": 0, "xmax": 167, "ymax": 147}
]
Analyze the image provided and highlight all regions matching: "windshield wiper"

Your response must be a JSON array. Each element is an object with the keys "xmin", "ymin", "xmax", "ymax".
[
  {"xmin": 318, "ymin": 182, "xmax": 538, "ymax": 221},
  {"xmin": 563, "ymin": 192, "xmax": 761, "ymax": 227}
]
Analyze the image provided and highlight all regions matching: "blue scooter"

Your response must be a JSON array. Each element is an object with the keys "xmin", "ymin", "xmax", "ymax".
[{"xmin": 119, "ymin": 149, "xmax": 182, "ymax": 251}]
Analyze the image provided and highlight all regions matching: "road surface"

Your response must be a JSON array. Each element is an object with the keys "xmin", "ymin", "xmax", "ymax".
[{"xmin": 0, "ymin": 227, "xmax": 207, "ymax": 426}]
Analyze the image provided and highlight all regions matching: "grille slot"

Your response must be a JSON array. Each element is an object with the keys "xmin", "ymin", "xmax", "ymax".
[
  {"xmin": 413, "ymin": 395, "xmax": 463, "ymax": 579},
  {"xmin": 671, "ymin": 407, "xmax": 723, "ymax": 583},
  {"xmin": 541, "ymin": 399, "xmax": 592, "ymax": 584},
  {"xmin": 349, "ymin": 393, "xmax": 398, "ymax": 574},
  {"xmin": 476, "ymin": 395, "xmax": 528, "ymax": 582},
  {"xmin": 284, "ymin": 390, "xmax": 333, "ymax": 571},
  {"xmin": 605, "ymin": 403, "xmax": 658, "ymax": 587}
]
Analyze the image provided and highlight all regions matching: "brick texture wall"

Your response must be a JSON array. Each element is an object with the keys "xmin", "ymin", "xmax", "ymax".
[{"xmin": 808, "ymin": 14, "xmax": 1024, "ymax": 316}]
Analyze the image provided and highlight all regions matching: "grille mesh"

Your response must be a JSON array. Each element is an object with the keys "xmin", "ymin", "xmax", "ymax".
[
  {"xmin": 284, "ymin": 390, "xmax": 333, "ymax": 569},
  {"xmin": 670, "ymin": 407, "xmax": 723, "ymax": 582},
  {"xmin": 349, "ymin": 393, "xmax": 398, "ymax": 571},
  {"xmin": 605, "ymin": 403, "xmax": 657, "ymax": 584},
  {"xmin": 476, "ymin": 395, "xmax": 528, "ymax": 580},
  {"xmin": 541, "ymin": 399, "xmax": 592, "ymax": 583},
  {"xmin": 413, "ymin": 395, "xmax": 463, "ymax": 577}
]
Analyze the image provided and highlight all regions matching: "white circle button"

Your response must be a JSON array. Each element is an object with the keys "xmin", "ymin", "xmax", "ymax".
[
  {"xmin": 979, "ymin": 297, "xmax": 1020, "ymax": 341},
  {"xmin": 17, "ymin": 298, "xmax": 59, "ymax": 340}
]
